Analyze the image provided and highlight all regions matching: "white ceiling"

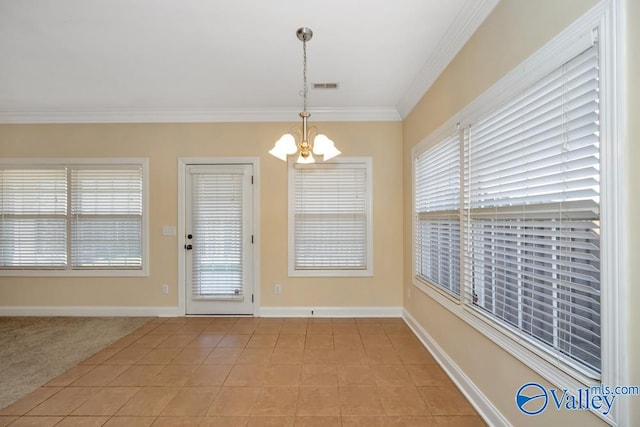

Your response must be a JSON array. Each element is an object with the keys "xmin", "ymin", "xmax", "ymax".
[{"xmin": 0, "ymin": 0, "xmax": 498, "ymax": 123}]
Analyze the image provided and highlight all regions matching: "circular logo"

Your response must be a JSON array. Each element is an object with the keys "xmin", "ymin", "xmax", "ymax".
[{"xmin": 516, "ymin": 382, "xmax": 548, "ymax": 415}]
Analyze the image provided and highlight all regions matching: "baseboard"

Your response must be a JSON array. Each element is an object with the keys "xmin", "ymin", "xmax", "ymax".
[
  {"xmin": 403, "ymin": 309, "xmax": 510, "ymax": 427},
  {"xmin": 259, "ymin": 306, "xmax": 403, "ymax": 318},
  {"xmin": 0, "ymin": 306, "xmax": 179, "ymax": 317}
]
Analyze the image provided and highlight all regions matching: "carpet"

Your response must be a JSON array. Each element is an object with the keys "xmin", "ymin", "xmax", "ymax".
[{"xmin": 0, "ymin": 316, "xmax": 150, "ymax": 410}]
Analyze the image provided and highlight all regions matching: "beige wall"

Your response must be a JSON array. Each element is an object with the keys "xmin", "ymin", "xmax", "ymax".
[
  {"xmin": 402, "ymin": 0, "xmax": 637, "ymax": 425},
  {"xmin": 0, "ymin": 121, "xmax": 404, "ymax": 309}
]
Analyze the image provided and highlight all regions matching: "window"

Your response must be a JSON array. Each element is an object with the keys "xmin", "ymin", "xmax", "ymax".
[
  {"xmin": 0, "ymin": 159, "xmax": 147, "ymax": 275},
  {"xmin": 413, "ymin": 23, "xmax": 609, "ymax": 382},
  {"xmin": 415, "ymin": 133, "xmax": 460, "ymax": 296},
  {"xmin": 289, "ymin": 158, "xmax": 372, "ymax": 277},
  {"xmin": 464, "ymin": 43, "xmax": 601, "ymax": 376}
]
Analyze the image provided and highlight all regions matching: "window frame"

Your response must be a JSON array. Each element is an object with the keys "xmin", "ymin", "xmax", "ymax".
[
  {"xmin": 0, "ymin": 158, "xmax": 149, "ymax": 277},
  {"xmin": 411, "ymin": 1, "xmax": 625, "ymax": 424},
  {"xmin": 288, "ymin": 156, "xmax": 373, "ymax": 277}
]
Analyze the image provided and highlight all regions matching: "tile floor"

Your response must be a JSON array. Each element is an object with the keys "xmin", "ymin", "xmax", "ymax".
[{"xmin": 0, "ymin": 317, "xmax": 486, "ymax": 426}]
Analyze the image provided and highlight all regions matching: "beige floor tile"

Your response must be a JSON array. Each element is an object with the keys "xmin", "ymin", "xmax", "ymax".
[
  {"xmin": 229, "ymin": 324, "xmax": 257, "ymax": 334},
  {"xmin": 0, "ymin": 387, "xmax": 63, "ymax": 416},
  {"xmin": 360, "ymin": 334, "xmax": 393, "ymax": 349},
  {"xmin": 110, "ymin": 365, "xmax": 164, "ymax": 386},
  {"xmin": 27, "ymin": 387, "xmax": 101, "ymax": 416},
  {"xmin": 218, "ymin": 335, "xmax": 251, "ymax": 348},
  {"xmin": 385, "ymin": 416, "xmax": 437, "ymax": 426},
  {"xmin": 108, "ymin": 334, "xmax": 142, "ymax": 349},
  {"xmin": 116, "ymin": 387, "xmax": 180, "ymax": 416},
  {"xmin": 270, "ymin": 348, "xmax": 303, "ymax": 365},
  {"xmin": 336, "ymin": 365, "xmax": 376, "ymax": 386},
  {"xmin": 296, "ymin": 386, "xmax": 340, "ymax": 416},
  {"xmin": 341, "ymin": 416, "xmax": 386, "ymax": 427},
  {"xmin": 80, "ymin": 348, "xmax": 120, "ymax": 365},
  {"xmin": 151, "ymin": 417, "xmax": 201, "ymax": 426},
  {"xmin": 224, "ymin": 365, "xmax": 267, "ymax": 387},
  {"xmin": 204, "ymin": 348, "xmax": 243, "ymax": 365},
  {"xmin": 157, "ymin": 335, "xmax": 197, "ymax": 348},
  {"xmin": 294, "ymin": 416, "xmax": 342, "ymax": 426},
  {"xmin": 71, "ymin": 387, "xmax": 140, "ymax": 416},
  {"xmin": 254, "ymin": 324, "xmax": 283, "ymax": 335},
  {"xmin": 396, "ymin": 348, "xmax": 437, "ymax": 365},
  {"xmin": 364, "ymin": 348, "xmax": 402, "ymax": 365},
  {"xmin": 275, "ymin": 335, "xmax": 305, "ymax": 349},
  {"xmin": 56, "ymin": 416, "xmax": 110, "ymax": 426},
  {"xmin": 0, "ymin": 416, "xmax": 17, "ymax": 426},
  {"xmin": 306, "ymin": 324, "xmax": 332, "ymax": 335},
  {"xmin": 203, "ymin": 324, "xmax": 234, "ymax": 334},
  {"xmin": 377, "ymin": 386, "xmax": 430, "ymax": 416},
  {"xmin": 177, "ymin": 324, "xmax": 207, "ymax": 335},
  {"xmin": 265, "ymin": 365, "xmax": 301, "ymax": 386},
  {"xmin": 332, "ymin": 334, "xmax": 363, "ymax": 350},
  {"xmin": 161, "ymin": 387, "xmax": 219, "ymax": 417},
  {"xmin": 5, "ymin": 417, "xmax": 63, "ymax": 427},
  {"xmin": 304, "ymin": 335, "xmax": 333, "ymax": 350},
  {"xmin": 247, "ymin": 416, "xmax": 294, "ymax": 427},
  {"xmin": 251, "ymin": 386, "xmax": 298, "ymax": 416},
  {"xmin": 129, "ymin": 334, "xmax": 171, "ymax": 348},
  {"xmin": 370, "ymin": 365, "xmax": 413, "ymax": 386},
  {"xmin": 70, "ymin": 364, "xmax": 130, "ymax": 386},
  {"xmin": 338, "ymin": 385, "xmax": 384, "ymax": 416},
  {"xmin": 405, "ymin": 365, "xmax": 452, "ymax": 387},
  {"xmin": 170, "ymin": 347, "xmax": 213, "ymax": 365},
  {"xmin": 331, "ymin": 324, "xmax": 359, "ymax": 335},
  {"xmin": 237, "ymin": 348, "xmax": 273, "ymax": 366},
  {"xmin": 208, "ymin": 387, "xmax": 261, "ymax": 416},
  {"xmin": 200, "ymin": 417, "xmax": 248, "ymax": 427},
  {"xmin": 104, "ymin": 347, "xmax": 152, "ymax": 365},
  {"xmin": 433, "ymin": 415, "xmax": 487, "ymax": 426},
  {"xmin": 147, "ymin": 324, "xmax": 185, "ymax": 335},
  {"xmin": 279, "ymin": 324, "xmax": 307, "ymax": 335},
  {"xmin": 300, "ymin": 365, "xmax": 337, "ymax": 386},
  {"xmin": 45, "ymin": 365, "xmax": 96, "ymax": 387},
  {"xmin": 146, "ymin": 365, "xmax": 198, "ymax": 387},
  {"xmin": 186, "ymin": 365, "xmax": 232, "ymax": 386},
  {"xmin": 302, "ymin": 349, "xmax": 335, "ymax": 365},
  {"xmin": 333, "ymin": 348, "xmax": 368, "ymax": 366},
  {"xmin": 136, "ymin": 348, "xmax": 182, "ymax": 365},
  {"xmin": 104, "ymin": 416, "xmax": 156, "ymax": 426},
  {"xmin": 418, "ymin": 387, "xmax": 477, "ymax": 416},
  {"xmin": 356, "ymin": 324, "xmax": 385, "ymax": 335},
  {"xmin": 187, "ymin": 334, "xmax": 224, "ymax": 348},
  {"xmin": 246, "ymin": 335, "xmax": 278, "ymax": 348}
]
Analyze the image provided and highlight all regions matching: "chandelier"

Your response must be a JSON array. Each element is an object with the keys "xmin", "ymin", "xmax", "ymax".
[{"xmin": 269, "ymin": 27, "xmax": 341, "ymax": 164}]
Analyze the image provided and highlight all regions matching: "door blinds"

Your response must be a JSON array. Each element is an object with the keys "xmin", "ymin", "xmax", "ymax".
[{"xmin": 191, "ymin": 171, "xmax": 245, "ymax": 300}]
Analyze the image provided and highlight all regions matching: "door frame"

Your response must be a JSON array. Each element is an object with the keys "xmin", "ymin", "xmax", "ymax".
[{"xmin": 178, "ymin": 157, "xmax": 260, "ymax": 316}]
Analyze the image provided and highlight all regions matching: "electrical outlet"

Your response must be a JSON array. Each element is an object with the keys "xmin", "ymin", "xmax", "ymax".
[
  {"xmin": 274, "ymin": 283, "xmax": 282, "ymax": 295},
  {"xmin": 162, "ymin": 284, "xmax": 169, "ymax": 295}
]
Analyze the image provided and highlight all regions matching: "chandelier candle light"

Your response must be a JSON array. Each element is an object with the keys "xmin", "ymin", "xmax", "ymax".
[{"xmin": 269, "ymin": 27, "xmax": 341, "ymax": 164}]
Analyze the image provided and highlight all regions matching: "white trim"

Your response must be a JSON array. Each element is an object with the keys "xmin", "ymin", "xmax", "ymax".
[
  {"xmin": 177, "ymin": 157, "xmax": 260, "ymax": 317},
  {"xmin": 0, "ymin": 157, "xmax": 149, "ymax": 277},
  {"xmin": 403, "ymin": 309, "xmax": 510, "ymax": 427},
  {"xmin": 396, "ymin": 0, "xmax": 500, "ymax": 118},
  {"xmin": 0, "ymin": 306, "xmax": 179, "ymax": 317},
  {"xmin": 287, "ymin": 156, "xmax": 374, "ymax": 278},
  {"xmin": 259, "ymin": 306, "xmax": 402, "ymax": 318},
  {"xmin": 0, "ymin": 107, "xmax": 401, "ymax": 124}
]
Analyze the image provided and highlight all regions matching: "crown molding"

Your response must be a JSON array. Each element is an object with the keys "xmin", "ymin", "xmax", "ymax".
[
  {"xmin": 0, "ymin": 106, "xmax": 401, "ymax": 124},
  {"xmin": 396, "ymin": 0, "xmax": 500, "ymax": 119}
]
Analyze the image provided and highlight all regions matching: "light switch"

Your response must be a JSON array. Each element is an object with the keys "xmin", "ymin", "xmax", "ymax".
[{"xmin": 162, "ymin": 226, "xmax": 176, "ymax": 236}]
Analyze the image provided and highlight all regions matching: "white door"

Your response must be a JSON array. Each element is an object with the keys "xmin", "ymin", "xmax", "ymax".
[{"xmin": 185, "ymin": 164, "xmax": 254, "ymax": 315}]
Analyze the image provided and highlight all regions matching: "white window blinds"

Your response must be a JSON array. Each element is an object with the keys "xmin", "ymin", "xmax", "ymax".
[
  {"xmin": 71, "ymin": 166, "xmax": 143, "ymax": 269},
  {"xmin": 0, "ymin": 160, "xmax": 146, "ymax": 274},
  {"xmin": 414, "ymin": 133, "xmax": 460, "ymax": 296},
  {"xmin": 463, "ymin": 45, "xmax": 601, "ymax": 375},
  {"xmin": 0, "ymin": 167, "xmax": 68, "ymax": 268},
  {"xmin": 292, "ymin": 161, "xmax": 370, "ymax": 274},
  {"xmin": 191, "ymin": 170, "xmax": 245, "ymax": 299}
]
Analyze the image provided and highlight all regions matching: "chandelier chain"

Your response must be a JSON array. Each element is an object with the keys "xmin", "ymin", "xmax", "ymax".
[{"xmin": 302, "ymin": 38, "xmax": 307, "ymax": 112}]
